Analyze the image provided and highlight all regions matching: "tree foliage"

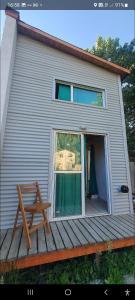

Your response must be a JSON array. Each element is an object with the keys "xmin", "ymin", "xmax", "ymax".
[{"xmin": 86, "ymin": 37, "xmax": 135, "ymax": 159}]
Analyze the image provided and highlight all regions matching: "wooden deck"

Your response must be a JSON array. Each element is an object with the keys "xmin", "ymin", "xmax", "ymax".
[{"xmin": 0, "ymin": 214, "xmax": 135, "ymax": 273}]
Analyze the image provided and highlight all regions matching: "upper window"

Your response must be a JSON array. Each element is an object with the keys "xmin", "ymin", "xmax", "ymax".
[
  {"xmin": 73, "ymin": 87, "xmax": 103, "ymax": 106},
  {"xmin": 55, "ymin": 81, "xmax": 104, "ymax": 107},
  {"xmin": 55, "ymin": 83, "xmax": 70, "ymax": 101}
]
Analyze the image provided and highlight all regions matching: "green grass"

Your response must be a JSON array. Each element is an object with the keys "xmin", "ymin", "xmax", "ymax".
[{"xmin": 1, "ymin": 247, "xmax": 135, "ymax": 284}]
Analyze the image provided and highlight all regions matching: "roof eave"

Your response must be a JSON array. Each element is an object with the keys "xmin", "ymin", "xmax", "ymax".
[
  {"xmin": 5, "ymin": 7, "xmax": 130, "ymax": 80},
  {"xmin": 17, "ymin": 21, "xmax": 130, "ymax": 80}
]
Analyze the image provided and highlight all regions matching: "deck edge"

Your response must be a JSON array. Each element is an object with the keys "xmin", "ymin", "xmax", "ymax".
[{"xmin": 0, "ymin": 236, "xmax": 135, "ymax": 273}]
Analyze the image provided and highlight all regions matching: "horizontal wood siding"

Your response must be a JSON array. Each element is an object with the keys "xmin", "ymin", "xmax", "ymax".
[
  {"xmin": 1, "ymin": 34, "xmax": 132, "ymax": 228},
  {"xmin": 130, "ymin": 162, "xmax": 135, "ymax": 193}
]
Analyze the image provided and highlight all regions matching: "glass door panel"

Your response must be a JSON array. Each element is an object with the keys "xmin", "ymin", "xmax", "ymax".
[{"xmin": 54, "ymin": 132, "xmax": 82, "ymax": 217}]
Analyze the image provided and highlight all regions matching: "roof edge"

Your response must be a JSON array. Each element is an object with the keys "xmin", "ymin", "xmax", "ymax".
[
  {"xmin": 5, "ymin": 8, "xmax": 130, "ymax": 79},
  {"xmin": 5, "ymin": 6, "xmax": 20, "ymax": 20}
]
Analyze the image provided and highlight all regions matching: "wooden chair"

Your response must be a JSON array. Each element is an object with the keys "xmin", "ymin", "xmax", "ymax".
[{"xmin": 13, "ymin": 181, "xmax": 51, "ymax": 249}]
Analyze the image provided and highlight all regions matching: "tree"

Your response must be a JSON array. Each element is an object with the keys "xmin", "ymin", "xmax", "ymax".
[{"xmin": 86, "ymin": 37, "xmax": 135, "ymax": 160}]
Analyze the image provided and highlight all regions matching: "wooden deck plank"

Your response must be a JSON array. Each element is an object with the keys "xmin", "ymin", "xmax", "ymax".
[
  {"xmin": 0, "ymin": 230, "xmax": 7, "ymax": 249},
  {"xmin": 0, "ymin": 229, "xmax": 13, "ymax": 261},
  {"xmin": 62, "ymin": 221, "xmax": 81, "ymax": 247},
  {"xmin": 119, "ymin": 218, "xmax": 135, "ymax": 230},
  {"xmin": 99, "ymin": 216, "xmax": 127, "ymax": 238},
  {"xmin": 50, "ymin": 222, "xmax": 65, "ymax": 250},
  {"xmin": 18, "ymin": 231, "xmax": 28, "ymax": 258},
  {"xmin": 100, "ymin": 216, "xmax": 129, "ymax": 239},
  {"xmin": 38, "ymin": 227, "xmax": 47, "ymax": 253},
  {"xmin": 56, "ymin": 221, "xmax": 73, "ymax": 249},
  {"xmin": 74, "ymin": 219, "xmax": 96, "ymax": 244},
  {"xmin": 124, "ymin": 213, "xmax": 135, "ymax": 220},
  {"xmin": 116, "ymin": 214, "xmax": 135, "ymax": 226},
  {"xmin": 117, "ymin": 215, "xmax": 135, "ymax": 229},
  {"xmin": 96, "ymin": 217, "xmax": 122, "ymax": 239},
  {"xmin": 121, "ymin": 214, "xmax": 135, "ymax": 225},
  {"xmin": 7, "ymin": 228, "xmax": 22, "ymax": 260},
  {"xmin": 123, "ymin": 214, "xmax": 135, "ymax": 221},
  {"xmin": 45, "ymin": 226, "xmax": 56, "ymax": 252},
  {"xmin": 79, "ymin": 218, "xmax": 102, "ymax": 242},
  {"xmin": 110, "ymin": 216, "xmax": 135, "ymax": 235},
  {"xmin": 68, "ymin": 220, "xmax": 88, "ymax": 245},
  {"xmin": 110, "ymin": 214, "xmax": 135, "ymax": 226},
  {"xmin": 85, "ymin": 218, "xmax": 108, "ymax": 242},
  {"xmin": 109, "ymin": 215, "xmax": 134, "ymax": 229},
  {"xmin": 103, "ymin": 215, "xmax": 133, "ymax": 237},
  {"xmin": 90, "ymin": 217, "xmax": 116, "ymax": 240},
  {"xmin": 120, "ymin": 217, "xmax": 135, "ymax": 231},
  {"xmin": 98, "ymin": 216, "xmax": 134, "ymax": 238},
  {"xmin": 28, "ymin": 230, "xmax": 38, "ymax": 256},
  {"xmin": 85, "ymin": 217, "xmax": 113, "ymax": 241}
]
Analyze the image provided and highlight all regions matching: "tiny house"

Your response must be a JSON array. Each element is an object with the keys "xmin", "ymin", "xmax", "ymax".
[{"xmin": 1, "ymin": 8, "xmax": 133, "ymax": 231}]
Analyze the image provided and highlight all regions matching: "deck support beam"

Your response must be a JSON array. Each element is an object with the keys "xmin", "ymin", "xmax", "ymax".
[{"xmin": 1, "ymin": 236, "xmax": 135, "ymax": 273}]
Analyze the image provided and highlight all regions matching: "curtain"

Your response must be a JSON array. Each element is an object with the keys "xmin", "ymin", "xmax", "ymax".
[
  {"xmin": 55, "ymin": 174, "xmax": 81, "ymax": 217},
  {"xmin": 58, "ymin": 84, "xmax": 70, "ymax": 101},
  {"xmin": 89, "ymin": 144, "xmax": 98, "ymax": 195}
]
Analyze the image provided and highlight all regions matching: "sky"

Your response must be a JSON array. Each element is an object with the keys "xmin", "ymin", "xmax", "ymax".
[{"xmin": 1, "ymin": 10, "xmax": 134, "ymax": 48}]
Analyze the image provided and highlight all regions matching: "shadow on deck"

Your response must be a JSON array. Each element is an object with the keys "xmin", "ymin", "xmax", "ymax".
[{"xmin": 0, "ymin": 214, "xmax": 135, "ymax": 272}]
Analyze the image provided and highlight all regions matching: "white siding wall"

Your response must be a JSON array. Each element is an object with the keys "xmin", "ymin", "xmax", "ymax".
[{"xmin": 1, "ymin": 34, "xmax": 132, "ymax": 228}]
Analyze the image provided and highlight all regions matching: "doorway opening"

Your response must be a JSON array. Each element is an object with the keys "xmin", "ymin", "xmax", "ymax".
[{"xmin": 84, "ymin": 134, "xmax": 109, "ymax": 216}]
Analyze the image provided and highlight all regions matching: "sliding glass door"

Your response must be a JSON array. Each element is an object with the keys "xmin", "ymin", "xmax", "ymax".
[{"xmin": 54, "ymin": 132, "xmax": 83, "ymax": 218}]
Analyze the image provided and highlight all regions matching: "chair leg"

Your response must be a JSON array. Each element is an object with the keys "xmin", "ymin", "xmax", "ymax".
[
  {"xmin": 42, "ymin": 210, "xmax": 51, "ymax": 234},
  {"xmin": 21, "ymin": 208, "xmax": 32, "ymax": 249},
  {"xmin": 12, "ymin": 206, "xmax": 19, "ymax": 238}
]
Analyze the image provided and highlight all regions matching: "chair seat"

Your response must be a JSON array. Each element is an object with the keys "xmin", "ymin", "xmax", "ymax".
[{"xmin": 24, "ymin": 202, "xmax": 51, "ymax": 213}]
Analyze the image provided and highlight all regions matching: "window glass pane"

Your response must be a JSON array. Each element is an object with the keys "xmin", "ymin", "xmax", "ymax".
[
  {"xmin": 73, "ymin": 87, "xmax": 103, "ymax": 106},
  {"xmin": 55, "ymin": 133, "xmax": 81, "ymax": 171},
  {"xmin": 55, "ymin": 173, "xmax": 82, "ymax": 217},
  {"xmin": 56, "ymin": 83, "xmax": 70, "ymax": 101}
]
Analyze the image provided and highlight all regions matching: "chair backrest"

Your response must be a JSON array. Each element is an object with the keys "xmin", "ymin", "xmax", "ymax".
[
  {"xmin": 18, "ymin": 183, "xmax": 37, "ymax": 193},
  {"xmin": 16, "ymin": 181, "xmax": 42, "ymax": 207}
]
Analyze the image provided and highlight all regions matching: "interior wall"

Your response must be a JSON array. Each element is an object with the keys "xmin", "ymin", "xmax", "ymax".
[{"xmin": 86, "ymin": 135, "xmax": 108, "ymax": 202}]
